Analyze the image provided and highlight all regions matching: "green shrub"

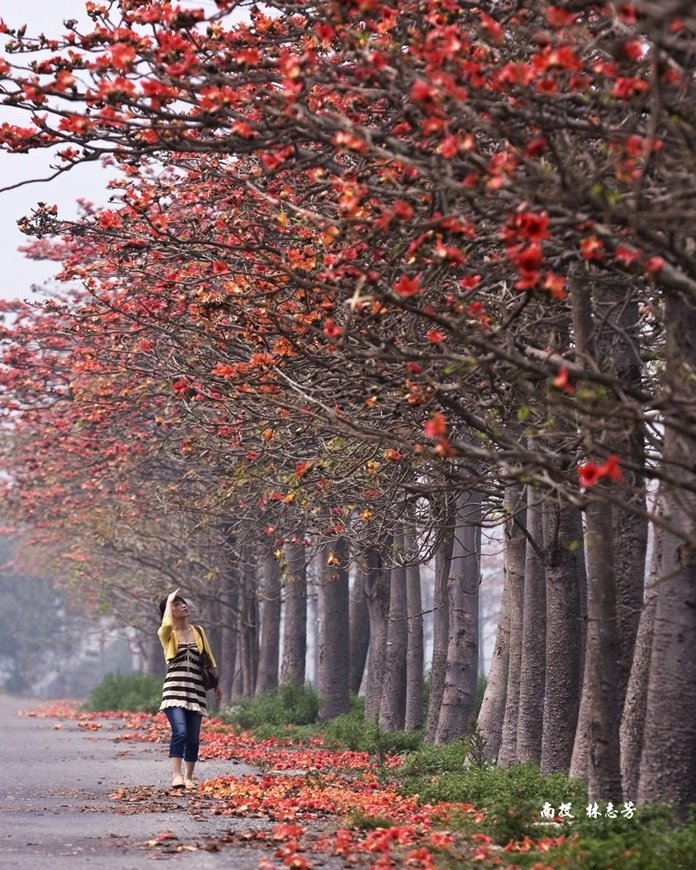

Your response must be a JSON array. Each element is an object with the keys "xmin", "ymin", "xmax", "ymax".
[
  {"xmin": 83, "ymin": 672, "xmax": 162, "ymax": 713},
  {"xmin": 348, "ymin": 691, "xmax": 365, "ymax": 717},
  {"xmin": 225, "ymin": 688, "xmax": 423, "ymax": 760},
  {"xmin": 321, "ymin": 712, "xmax": 422, "ymax": 757},
  {"xmin": 510, "ymin": 806, "xmax": 696, "ymax": 870},
  {"xmin": 224, "ymin": 682, "xmax": 320, "ymax": 729},
  {"xmin": 345, "ymin": 811, "xmax": 398, "ymax": 830},
  {"xmin": 398, "ymin": 737, "xmax": 470, "ymax": 778},
  {"xmin": 402, "ymin": 761, "xmax": 587, "ymax": 844}
]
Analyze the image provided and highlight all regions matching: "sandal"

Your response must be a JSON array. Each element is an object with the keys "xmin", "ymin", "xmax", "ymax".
[
  {"xmin": 171, "ymin": 775, "xmax": 185, "ymax": 790},
  {"xmin": 184, "ymin": 779, "xmax": 197, "ymax": 790}
]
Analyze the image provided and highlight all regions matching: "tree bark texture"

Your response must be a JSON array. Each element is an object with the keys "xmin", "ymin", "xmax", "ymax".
[
  {"xmin": 363, "ymin": 543, "xmax": 389, "ymax": 722},
  {"xmin": 569, "ymin": 276, "xmax": 625, "ymax": 797},
  {"xmin": 280, "ymin": 540, "xmax": 307, "ymax": 686},
  {"xmin": 497, "ymin": 490, "xmax": 527, "ymax": 768},
  {"xmin": 638, "ymin": 294, "xmax": 696, "ymax": 810},
  {"xmin": 142, "ymin": 635, "xmax": 165, "ymax": 676},
  {"xmin": 541, "ymin": 500, "xmax": 583, "ymax": 773},
  {"xmin": 612, "ymin": 498, "xmax": 647, "ymax": 711},
  {"xmin": 349, "ymin": 561, "xmax": 370, "ymax": 695},
  {"xmin": 404, "ymin": 525, "xmax": 424, "ymax": 731},
  {"xmin": 425, "ymin": 504, "xmax": 454, "ymax": 741},
  {"xmin": 603, "ymin": 294, "xmax": 647, "ymax": 711},
  {"xmin": 238, "ymin": 564, "xmax": 259, "ymax": 698},
  {"xmin": 218, "ymin": 563, "xmax": 239, "ymax": 706},
  {"xmin": 620, "ymin": 508, "xmax": 661, "ymax": 801},
  {"xmin": 577, "ymin": 497, "xmax": 623, "ymax": 801},
  {"xmin": 317, "ymin": 536, "xmax": 351, "ymax": 720},
  {"xmin": 435, "ymin": 490, "xmax": 482, "ymax": 744},
  {"xmin": 379, "ymin": 530, "xmax": 408, "ymax": 732},
  {"xmin": 307, "ymin": 562, "xmax": 319, "ymax": 686},
  {"xmin": 478, "ymin": 485, "xmax": 523, "ymax": 761},
  {"xmin": 515, "ymin": 484, "xmax": 546, "ymax": 763},
  {"xmin": 239, "ymin": 567, "xmax": 259, "ymax": 698},
  {"xmin": 256, "ymin": 550, "xmax": 282, "ymax": 696}
]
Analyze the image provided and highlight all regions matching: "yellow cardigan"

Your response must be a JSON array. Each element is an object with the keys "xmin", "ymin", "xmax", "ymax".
[{"xmin": 157, "ymin": 618, "xmax": 218, "ymax": 667}]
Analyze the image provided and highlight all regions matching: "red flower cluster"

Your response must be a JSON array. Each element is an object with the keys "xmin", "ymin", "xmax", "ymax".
[{"xmin": 577, "ymin": 454, "xmax": 623, "ymax": 488}]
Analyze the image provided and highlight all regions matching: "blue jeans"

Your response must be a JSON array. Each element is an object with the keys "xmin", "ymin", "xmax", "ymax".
[{"xmin": 164, "ymin": 707, "xmax": 202, "ymax": 762}]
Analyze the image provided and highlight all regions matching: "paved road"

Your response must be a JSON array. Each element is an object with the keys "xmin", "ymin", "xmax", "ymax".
[{"xmin": 0, "ymin": 694, "xmax": 271, "ymax": 869}]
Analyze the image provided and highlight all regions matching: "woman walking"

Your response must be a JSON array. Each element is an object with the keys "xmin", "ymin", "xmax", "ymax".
[{"xmin": 158, "ymin": 588, "xmax": 222, "ymax": 790}]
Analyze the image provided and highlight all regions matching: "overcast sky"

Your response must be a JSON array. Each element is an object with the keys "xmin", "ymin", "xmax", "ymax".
[
  {"xmin": 0, "ymin": 1, "xmax": 104, "ymax": 300},
  {"xmin": 1, "ymin": 1, "xmax": 242, "ymax": 302}
]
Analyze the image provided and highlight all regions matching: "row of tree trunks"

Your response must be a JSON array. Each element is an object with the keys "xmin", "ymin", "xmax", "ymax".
[
  {"xmin": 479, "ymin": 282, "xmax": 660, "ymax": 800},
  {"xmin": 214, "ymin": 542, "xmax": 306, "ymax": 703},
  {"xmin": 158, "ymin": 338, "xmax": 684, "ymax": 809},
  {"xmin": 213, "ymin": 434, "xmax": 687, "ymax": 812},
  {"xmin": 636, "ymin": 293, "xmax": 696, "ymax": 810}
]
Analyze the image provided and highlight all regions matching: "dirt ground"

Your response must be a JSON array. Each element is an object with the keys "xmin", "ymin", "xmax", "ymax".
[{"xmin": 0, "ymin": 693, "xmax": 281, "ymax": 869}]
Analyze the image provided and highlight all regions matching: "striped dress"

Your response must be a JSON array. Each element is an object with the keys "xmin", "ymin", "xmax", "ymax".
[{"xmin": 159, "ymin": 642, "xmax": 208, "ymax": 715}]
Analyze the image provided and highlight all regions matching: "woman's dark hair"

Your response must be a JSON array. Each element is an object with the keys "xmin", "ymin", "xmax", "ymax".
[{"xmin": 159, "ymin": 595, "xmax": 187, "ymax": 618}]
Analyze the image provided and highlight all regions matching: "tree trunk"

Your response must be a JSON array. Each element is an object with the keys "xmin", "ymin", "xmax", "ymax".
[
  {"xmin": 569, "ymin": 276, "xmax": 624, "ymax": 798},
  {"xmin": 256, "ymin": 550, "xmax": 281, "ymax": 696},
  {"xmin": 142, "ymin": 635, "xmax": 164, "ymax": 676},
  {"xmin": 478, "ymin": 485, "xmax": 523, "ymax": 761},
  {"xmin": 574, "ymin": 505, "xmax": 588, "ymax": 708},
  {"xmin": 404, "ymin": 524, "xmax": 424, "ymax": 731},
  {"xmin": 349, "ymin": 560, "xmax": 370, "ymax": 695},
  {"xmin": 497, "ymin": 489, "xmax": 527, "ymax": 767},
  {"xmin": 364, "ymin": 543, "xmax": 389, "ymax": 721},
  {"xmin": 238, "ymin": 564, "xmax": 259, "ymax": 698},
  {"xmin": 435, "ymin": 490, "xmax": 482, "ymax": 744},
  {"xmin": 605, "ymin": 295, "xmax": 647, "ymax": 711},
  {"xmin": 307, "ymin": 560, "xmax": 319, "ymax": 686},
  {"xmin": 620, "ymin": 506, "xmax": 662, "ymax": 801},
  {"xmin": 540, "ymin": 500, "xmax": 583, "ymax": 772},
  {"xmin": 317, "ymin": 536, "xmax": 351, "ymax": 720},
  {"xmin": 425, "ymin": 503, "xmax": 454, "ymax": 741},
  {"xmin": 612, "ymin": 500, "xmax": 647, "ymax": 711},
  {"xmin": 515, "ymin": 484, "xmax": 546, "ymax": 763},
  {"xmin": 218, "ymin": 563, "xmax": 239, "ymax": 706},
  {"xmin": 379, "ymin": 531, "xmax": 408, "ymax": 732},
  {"xmin": 612, "ymin": 499, "xmax": 647, "ymax": 710},
  {"xmin": 638, "ymin": 293, "xmax": 696, "ymax": 810},
  {"xmin": 576, "ymin": 496, "xmax": 622, "ymax": 801},
  {"xmin": 281, "ymin": 539, "xmax": 307, "ymax": 686}
]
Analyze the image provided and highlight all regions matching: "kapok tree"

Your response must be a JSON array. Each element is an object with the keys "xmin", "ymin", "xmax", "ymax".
[{"xmin": 1, "ymin": 0, "xmax": 695, "ymax": 805}]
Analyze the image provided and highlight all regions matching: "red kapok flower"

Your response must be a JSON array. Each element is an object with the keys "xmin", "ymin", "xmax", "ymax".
[
  {"xmin": 323, "ymin": 319, "xmax": 343, "ymax": 338},
  {"xmin": 578, "ymin": 454, "xmax": 623, "ymax": 488},
  {"xmin": 393, "ymin": 274, "xmax": 422, "ymax": 297},
  {"xmin": 424, "ymin": 412, "xmax": 447, "ymax": 438},
  {"xmin": 552, "ymin": 366, "xmax": 575, "ymax": 393}
]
